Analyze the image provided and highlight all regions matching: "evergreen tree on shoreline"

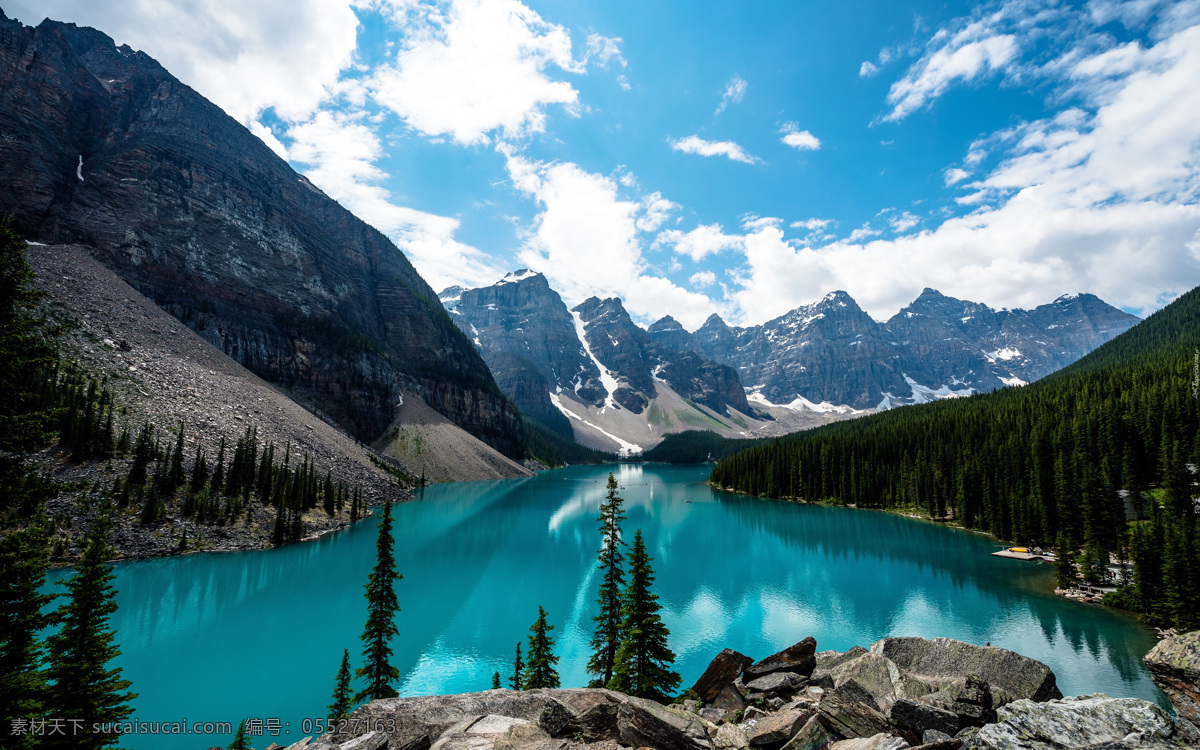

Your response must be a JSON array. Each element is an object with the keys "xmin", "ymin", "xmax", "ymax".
[
  {"xmin": 522, "ymin": 605, "xmax": 560, "ymax": 689},
  {"xmin": 608, "ymin": 529, "xmax": 680, "ymax": 702},
  {"xmin": 44, "ymin": 516, "xmax": 136, "ymax": 750},
  {"xmin": 328, "ymin": 649, "xmax": 354, "ymax": 724},
  {"xmin": 509, "ymin": 642, "xmax": 524, "ymax": 690},
  {"xmin": 0, "ymin": 523, "xmax": 54, "ymax": 750},
  {"xmin": 588, "ymin": 473, "xmax": 627, "ymax": 687},
  {"xmin": 355, "ymin": 501, "xmax": 401, "ymax": 702}
]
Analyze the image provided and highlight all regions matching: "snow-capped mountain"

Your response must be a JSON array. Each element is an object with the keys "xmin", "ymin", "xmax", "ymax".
[{"xmin": 652, "ymin": 288, "xmax": 1139, "ymax": 410}]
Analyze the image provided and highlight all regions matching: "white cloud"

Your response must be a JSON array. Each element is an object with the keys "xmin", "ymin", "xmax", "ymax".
[
  {"xmin": 504, "ymin": 153, "xmax": 719, "ymax": 328},
  {"xmin": 690, "ymin": 270, "xmax": 717, "ymax": 287},
  {"xmin": 847, "ymin": 225, "xmax": 882, "ymax": 242},
  {"xmin": 636, "ymin": 193, "xmax": 680, "ymax": 233},
  {"xmin": 779, "ymin": 122, "xmax": 821, "ymax": 151},
  {"xmin": 287, "ymin": 111, "xmax": 504, "ymax": 291},
  {"xmin": 655, "ymin": 224, "xmax": 744, "ymax": 261},
  {"xmin": 670, "ymin": 135, "xmax": 761, "ymax": 164},
  {"xmin": 4, "ymin": 0, "xmax": 358, "ymax": 123},
  {"xmin": 890, "ymin": 211, "xmax": 921, "ymax": 232},
  {"xmin": 790, "ymin": 218, "xmax": 832, "ymax": 231},
  {"xmin": 369, "ymin": 0, "xmax": 583, "ymax": 145},
  {"xmin": 715, "ymin": 75, "xmax": 748, "ymax": 115},
  {"xmin": 860, "ymin": 61, "xmax": 880, "ymax": 77},
  {"xmin": 944, "ymin": 167, "xmax": 971, "ymax": 185},
  {"xmin": 885, "ymin": 30, "xmax": 1018, "ymax": 121},
  {"xmin": 727, "ymin": 18, "xmax": 1200, "ymax": 323},
  {"xmin": 250, "ymin": 122, "xmax": 290, "ymax": 160},
  {"xmin": 586, "ymin": 33, "xmax": 626, "ymax": 68}
]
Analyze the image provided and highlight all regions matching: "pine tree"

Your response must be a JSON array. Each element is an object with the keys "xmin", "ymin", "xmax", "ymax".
[
  {"xmin": 355, "ymin": 501, "xmax": 401, "ymax": 702},
  {"xmin": 509, "ymin": 642, "xmax": 524, "ymax": 690},
  {"xmin": 0, "ymin": 524, "xmax": 55, "ymax": 750},
  {"xmin": 190, "ymin": 446, "xmax": 208, "ymax": 493},
  {"xmin": 328, "ymin": 648, "xmax": 354, "ymax": 724},
  {"xmin": 492, "ymin": 671, "xmax": 502, "ymax": 689},
  {"xmin": 1055, "ymin": 533, "xmax": 1076, "ymax": 588},
  {"xmin": 166, "ymin": 422, "xmax": 186, "ymax": 494},
  {"xmin": 227, "ymin": 719, "xmax": 250, "ymax": 750},
  {"xmin": 608, "ymin": 530, "xmax": 680, "ymax": 702},
  {"xmin": 588, "ymin": 472, "xmax": 626, "ymax": 687},
  {"xmin": 44, "ymin": 516, "xmax": 136, "ymax": 750},
  {"xmin": 522, "ymin": 605, "xmax": 560, "ymax": 689}
]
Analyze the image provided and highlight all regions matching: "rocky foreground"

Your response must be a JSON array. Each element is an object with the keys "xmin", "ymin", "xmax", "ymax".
[{"xmin": 243, "ymin": 632, "xmax": 1200, "ymax": 750}]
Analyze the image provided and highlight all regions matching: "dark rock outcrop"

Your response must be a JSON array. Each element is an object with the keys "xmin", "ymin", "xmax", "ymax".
[
  {"xmin": 0, "ymin": 13, "xmax": 523, "ymax": 456},
  {"xmin": 692, "ymin": 649, "xmax": 755, "ymax": 704},
  {"xmin": 1143, "ymin": 629, "xmax": 1200, "ymax": 741},
  {"xmin": 889, "ymin": 699, "xmax": 959, "ymax": 739},
  {"xmin": 745, "ymin": 637, "xmax": 818, "ymax": 681}
]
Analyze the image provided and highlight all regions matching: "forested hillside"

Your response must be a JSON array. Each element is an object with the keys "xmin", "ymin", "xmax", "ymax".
[{"xmin": 711, "ymin": 287, "xmax": 1200, "ymax": 628}]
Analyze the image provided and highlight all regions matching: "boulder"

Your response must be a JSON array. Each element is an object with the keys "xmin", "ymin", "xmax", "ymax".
[
  {"xmin": 962, "ymin": 694, "xmax": 1180, "ymax": 750},
  {"xmin": 341, "ymin": 732, "xmax": 389, "ymax": 750},
  {"xmin": 428, "ymin": 716, "xmax": 545, "ymax": 750},
  {"xmin": 816, "ymin": 647, "xmax": 870, "ymax": 673},
  {"xmin": 745, "ymin": 638, "xmax": 818, "ymax": 681},
  {"xmin": 825, "ymin": 653, "xmax": 931, "ymax": 714},
  {"xmin": 780, "ymin": 716, "xmax": 831, "ymax": 750},
  {"xmin": 334, "ymin": 689, "xmax": 577, "ymax": 749},
  {"xmin": 694, "ymin": 650, "xmax": 756, "ymax": 704},
  {"xmin": 747, "ymin": 672, "xmax": 808, "ymax": 696},
  {"xmin": 834, "ymin": 680, "xmax": 883, "ymax": 713},
  {"xmin": 948, "ymin": 676, "xmax": 995, "ymax": 729},
  {"xmin": 1143, "ymin": 629, "xmax": 1200, "ymax": 740},
  {"xmin": 714, "ymin": 722, "xmax": 750, "ymax": 750},
  {"xmin": 829, "ymin": 734, "xmax": 910, "ymax": 750},
  {"xmin": 746, "ymin": 708, "xmax": 815, "ymax": 746},
  {"xmin": 712, "ymin": 684, "xmax": 749, "ymax": 713},
  {"xmin": 920, "ymin": 730, "xmax": 952, "ymax": 744},
  {"xmin": 888, "ymin": 699, "xmax": 958, "ymax": 739},
  {"xmin": 700, "ymin": 707, "xmax": 728, "ymax": 725},
  {"xmin": 558, "ymin": 690, "xmax": 626, "ymax": 741},
  {"xmin": 908, "ymin": 741, "xmax": 961, "ymax": 750},
  {"xmin": 817, "ymin": 689, "xmax": 895, "ymax": 739},
  {"xmin": 616, "ymin": 695, "xmax": 716, "ymax": 750},
  {"xmin": 870, "ymin": 638, "xmax": 1061, "ymax": 705}
]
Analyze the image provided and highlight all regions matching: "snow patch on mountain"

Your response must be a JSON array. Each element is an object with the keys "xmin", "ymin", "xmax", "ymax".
[
  {"xmin": 571, "ymin": 310, "xmax": 621, "ymax": 411},
  {"xmin": 549, "ymin": 392, "xmax": 642, "ymax": 456},
  {"xmin": 903, "ymin": 374, "xmax": 974, "ymax": 404},
  {"xmin": 746, "ymin": 390, "xmax": 860, "ymax": 414}
]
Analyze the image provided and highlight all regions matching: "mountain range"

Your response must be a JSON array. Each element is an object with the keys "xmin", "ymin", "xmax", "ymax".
[{"xmin": 443, "ymin": 272, "xmax": 1138, "ymax": 454}]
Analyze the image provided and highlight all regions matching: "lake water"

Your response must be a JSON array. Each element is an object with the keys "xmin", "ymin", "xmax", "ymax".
[{"xmin": 43, "ymin": 463, "xmax": 1163, "ymax": 749}]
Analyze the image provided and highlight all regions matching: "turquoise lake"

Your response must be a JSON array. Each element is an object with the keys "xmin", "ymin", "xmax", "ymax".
[{"xmin": 44, "ymin": 463, "xmax": 1163, "ymax": 749}]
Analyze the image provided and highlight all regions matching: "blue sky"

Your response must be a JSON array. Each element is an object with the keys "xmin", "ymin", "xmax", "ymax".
[{"xmin": 8, "ymin": 0, "xmax": 1200, "ymax": 327}]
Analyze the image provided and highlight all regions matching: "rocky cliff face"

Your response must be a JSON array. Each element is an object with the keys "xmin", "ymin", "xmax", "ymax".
[
  {"xmin": 650, "ymin": 289, "xmax": 1138, "ymax": 411},
  {"xmin": 442, "ymin": 272, "xmax": 751, "ymax": 424},
  {"xmin": 0, "ymin": 12, "xmax": 522, "ymax": 457}
]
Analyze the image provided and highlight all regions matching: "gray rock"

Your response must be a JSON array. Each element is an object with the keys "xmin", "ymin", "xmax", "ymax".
[
  {"xmin": 780, "ymin": 716, "xmax": 831, "ymax": 750},
  {"xmin": 700, "ymin": 707, "xmax": 728, "ymax": 725},
  {"xmin": 616, "ymin": 695, "xmax": 715, "ymax": 750},
  {"xmin": 746, "ymin": 708, "xmax": 815, "ymax": 746},
  {"xmin": 835, "ymin": 679, "xmax": 883, "ymax": 713},
  {"xmin": 428, "ymin": 716, "xmax": 544, "ymax": 750},
  {"xmin": 712, "ymin": 684, "xmax": 749, "ymax": 712},
  {"xmin": 908, "ymin": 740, "xmax": 961, "ymax": 750},
  {"xmin": 746, "ymin": 672, "xmax": 807, "ymax": 696},
  {"xmin": 948, "ymin": 676, "xmax": 996, "ymax": 729},
  {"xmin": 745, "ymin": 638, "xmax": 818, "ymax": 681},
  {"xmin": 817, "ymin": 689, "xmax": 894, "ymax": 739},
  {"xmin": 826, "ymin": 652, "xmax": 932, "ymax": 714},
  {"xmin": 870, "ymin": 638, "xmax": 1061, "ymax": 706},
  {"xmin": 816, "ymin": 647, "xmax": 870, "ymax": 673},
  {"xmin": 889, "ymin": 699, "xmax": 959, "ymax": 739},
  {"xmin": 557, "ymin": 690, "xmax": 627, "ymax": 741},
  {"xmin": 336, "ymin": 689, "xmax": 577, "ymax": 749},
  {"xmin": 920, "ymin": 730, "xmax": 952, "ymax": 744},
  {"xmin": 1143, "ymin": 629, "xmax": 1200, "ymax": 741},
  {"xmin": 694, "ymin": 650, "xmax": 757, "ymax": 705},
  {"xmin": 340, "ymin": 732, "xmax": 389, "ymax": 750},
  {"xmin": 962, "ymin": 694, "xmax": 1180, "ymax": 750},
  {"xmin": 830, "ymin": 734, "xmax": 910, "ymax": 750},
  {"xmin": 714, "ymin": 723, "xmax": 749, "ymax": 750}
]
